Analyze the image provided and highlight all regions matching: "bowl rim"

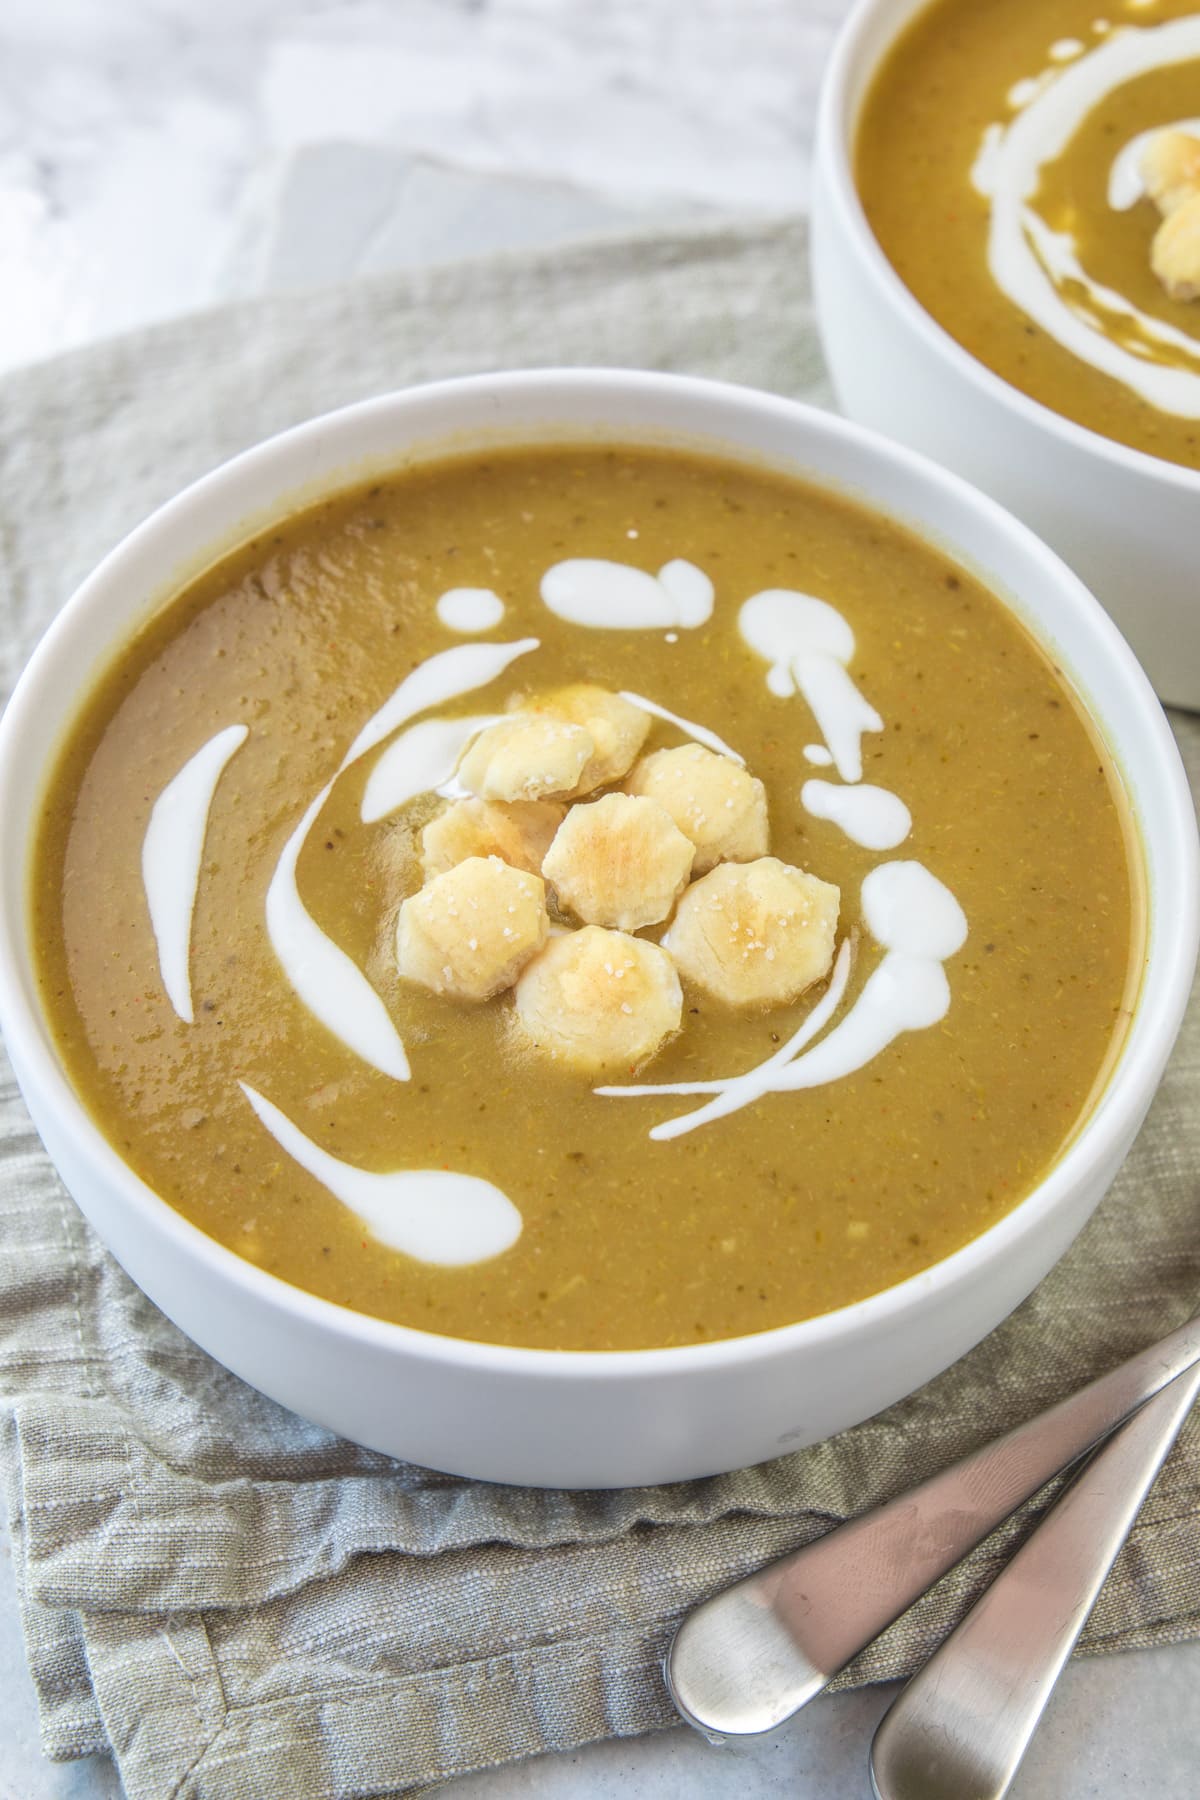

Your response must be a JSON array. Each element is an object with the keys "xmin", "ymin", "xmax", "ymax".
[
  {"xmin": 0, "ymin": 365, "xmax": 1196, "ymax": 1383},
  {"xmin": 815, "ymin": 0, "xmax": 1200, "ymax": 497}
]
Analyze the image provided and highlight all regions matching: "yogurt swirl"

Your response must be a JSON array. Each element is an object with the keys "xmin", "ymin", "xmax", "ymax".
[{"xmin": 972, "ymin": 17, "xmax": 1200, "ymax": 416}]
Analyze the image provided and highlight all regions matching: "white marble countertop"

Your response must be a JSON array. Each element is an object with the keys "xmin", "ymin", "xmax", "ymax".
[
  {"xmin": 2, "ymin": 2, "xmax": 1198, "ymax": 1796},
  {"xmin": 0, "ymin": 0, "xmax": 847, "ymax": 373}
]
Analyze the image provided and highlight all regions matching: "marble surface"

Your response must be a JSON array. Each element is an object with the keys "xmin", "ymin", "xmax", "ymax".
[
  {"xmin": 1, "ymin": 2, "xmax": 1198, "ymax": 1796},
  {"xmin": 0, "ymin": 0, "xmax": 847, "ymax": 373}
]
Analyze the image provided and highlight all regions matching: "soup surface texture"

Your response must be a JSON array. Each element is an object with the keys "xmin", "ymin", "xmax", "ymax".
[
  {"xmin": 33, "ymin": 445, "xmax": 1138, "ymax": 1350},
  {"xmin": 857, "ymin": 0, "xmax": 1200, "ymax": 469}
]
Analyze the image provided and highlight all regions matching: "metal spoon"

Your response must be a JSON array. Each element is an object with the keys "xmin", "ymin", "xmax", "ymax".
[
  {"xmin": 666, "ymin": 1310, "xmax": 1200, "ymax": 1741},
  {"xmin": 869, "ymin": 1354, "xmax": 1200, "ymax": 1800}
]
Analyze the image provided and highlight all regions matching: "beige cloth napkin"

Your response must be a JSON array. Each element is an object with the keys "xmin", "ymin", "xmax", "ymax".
[{"xmin": 1, "ymin": 217, "xmax": 1198, "ymax": 1800}]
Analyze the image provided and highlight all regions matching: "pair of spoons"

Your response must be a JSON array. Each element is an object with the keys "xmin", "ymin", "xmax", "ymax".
[{"xmin": 666, "ymin": 1311, "xmax": 1200, "ymax": 1798}]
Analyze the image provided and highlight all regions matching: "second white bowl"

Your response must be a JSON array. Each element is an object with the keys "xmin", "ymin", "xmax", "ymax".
[{"xmin": 811, "ymin": 0, "xmax": 1200, "ymax": 710}]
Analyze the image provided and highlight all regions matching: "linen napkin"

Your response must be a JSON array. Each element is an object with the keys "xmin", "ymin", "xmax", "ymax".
[{"xmin": 1, "ymin": 216, "xmax": 1198, "ymax": 1800}]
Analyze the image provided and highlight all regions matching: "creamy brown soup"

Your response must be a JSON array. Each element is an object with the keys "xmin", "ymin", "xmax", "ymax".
[
  {"xmin": 31, "ymin": 444, "xmax": 1140, "ymax": 1350},
  {"xmin": 857, "ymin": 0, "xmax": 1200, "ymax": 469}
]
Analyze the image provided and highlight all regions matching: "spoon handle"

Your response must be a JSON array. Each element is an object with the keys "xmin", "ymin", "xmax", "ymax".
[
  {"xmin": 869, "ymin": 1357, "xmax": 1200, "ymax": 1800},
  {"xmin": 667, "ymin": 1311, "xmax": 1200, "ymax": 1740}
]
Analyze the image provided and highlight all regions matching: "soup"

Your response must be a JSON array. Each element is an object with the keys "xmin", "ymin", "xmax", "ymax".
[
  {"xmin": 31, "ymin": 444, "xmax": 1139, "ymax": 1350},
  {"xmin": 857, "ymin": 0, "xmax": 1200, "ymax": 470}
]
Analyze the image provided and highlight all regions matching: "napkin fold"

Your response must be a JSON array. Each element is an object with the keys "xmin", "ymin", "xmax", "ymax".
[{"xmin": 1, "ymin": 216, "xmax": 1198, "ymax": 1800}]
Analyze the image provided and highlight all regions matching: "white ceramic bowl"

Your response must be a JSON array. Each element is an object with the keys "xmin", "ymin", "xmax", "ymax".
[
  {"xmin": 0, "ymin": 370, "xmax": 1195, "ymax": 1488},
  {"xmin": 812, "ymin": 0, "xmax": 1200, "ymax": 710}
]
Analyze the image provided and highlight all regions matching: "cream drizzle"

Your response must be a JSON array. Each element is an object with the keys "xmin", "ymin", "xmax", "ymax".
[
  {"xmin": 360, "ymin": 714, "xmax": 499, "ymax": 824},
  {"xmin": 540, "ymin": 558, "xmax": 714, "ymax": 629},
  {"xmin": 597, "ymin": 938, "xmax": 854, "ymax": 1138},
  {"xmin": 266, "ymin": 782, "xmax": 412, "ymax": 1080},
  {"xmin": 598, "ymin": 862, "xmax": 966, "ymax": 1140},
  {"xmin": 240, "ymin": 1084, "xmax": 521, "ymax": 1265},
  {"xmin": 801, "ymin": 779, "xmax": 912, "ymax": 851},
  {"xmin": 971, "ymin": 19, "xmax": 1200, "ymax": 416},
  {"xmin": 1008, "ymin": 73, "xmax": 1055, "ymax": 111},
  {"xmin": 266, "ymin": 639, "xmax": 538, "ymax": 1079},
  {"xmin": 342, "ymin": 639, "xmax": 538, "ymax": 769},
  {"xmin": 738, "ymin": 590, "xmax": 882, "ymax": 782},
  {"xmin": 142, "ymin": 724, "xmax": 248, "ymax": 1024},
  {"xmin": 436, "ymin": 587, "xmax": 505, "ymax": 632},
  {"xmin": 1025, "ymin": 208, "xmax": 1200, "ymax": 361},
  {"xmin": 618, "ymin": 691, "xmax": 745, "ymax": 763}
]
